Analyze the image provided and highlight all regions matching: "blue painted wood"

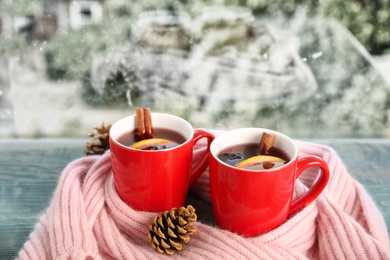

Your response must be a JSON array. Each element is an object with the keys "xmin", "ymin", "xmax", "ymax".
[
  {"xmin": 0, "ymin": 139, "xmax": 389, "ymax": 259},
  {"xmin": 0, "ymin": 139, "xmax": 85, "ymax": 259}
]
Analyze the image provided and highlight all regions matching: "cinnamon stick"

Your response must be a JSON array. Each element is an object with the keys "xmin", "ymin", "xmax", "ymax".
[
  {"xmin": 136, "ymin": 107, "xmax": 146, "ymax": 140},
  {"xmin": 259, "ymin": 132, "xmax": 276, "ymax": 155},
  {"xmin": 143, "ymin": 107, "xmax": 153, "ymax": 139},
  {"xmin": 135, "ymin": 107, "xmax": 153, "ymax": 141}
]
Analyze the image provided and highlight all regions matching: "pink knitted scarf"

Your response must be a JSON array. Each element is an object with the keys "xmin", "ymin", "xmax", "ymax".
[{"xmin": 17, "ymin": 136, "xmax": 390, "ymax": 259}]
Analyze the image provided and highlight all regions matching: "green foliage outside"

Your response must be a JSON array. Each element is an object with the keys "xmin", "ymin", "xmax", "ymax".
[
  {"xmin": 236, "ymin": 0, "xmax": 390, "ymax": 54},
  {"xmin": 0, "ymin": 0, "xmax": 44, "ymax": 16},
  {"xmin": 126, "ymin": 0, "xmax": 390, "ymax": 54},
  {"xmin": 42, "ymin": 14, "xmax": 134, "ymax": 106},
  {"xmin": 43, "ymin": 20, "xmax": 132, "ymax": 80},
  {"xmin": 321, "ymin": 0, "xmax": 390, "ymax": 55},
  {"xmin": 0, "ymin": 35, "xmax": 27, "ymax": 56}
]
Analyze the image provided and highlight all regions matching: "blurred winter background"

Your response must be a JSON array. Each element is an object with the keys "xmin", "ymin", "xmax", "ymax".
[{"xmin": 0, "ymin": 0, "xmax": 390, "ymax": 138}]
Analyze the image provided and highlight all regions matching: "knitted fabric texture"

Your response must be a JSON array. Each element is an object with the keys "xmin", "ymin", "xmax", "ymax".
[{"xmin": 17, "ymin": 135, "xmax": 390, "ymax": 259}]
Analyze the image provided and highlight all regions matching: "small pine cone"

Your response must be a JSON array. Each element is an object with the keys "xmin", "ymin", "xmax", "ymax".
[
  {"xmin": 84, "ymin": 122, "xmax": 112, "ymax": 156},
  {"xmin": 148, "ymin": 205, "xmax": 197, "ymax": 255}
]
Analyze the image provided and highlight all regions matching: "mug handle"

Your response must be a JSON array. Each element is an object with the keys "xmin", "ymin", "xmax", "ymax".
[
  {"xmin": 189, "ymin": 128, "xmax": 215, "ymax": 186},
  {"xmin": 288, "ymin": 156, "xmax": 330, "ymax": 216}
]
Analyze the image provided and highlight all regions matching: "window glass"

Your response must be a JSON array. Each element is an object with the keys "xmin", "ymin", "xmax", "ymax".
[{"xmin": 0, "ymin": 0, "xmax": 389, "ymax": 138}]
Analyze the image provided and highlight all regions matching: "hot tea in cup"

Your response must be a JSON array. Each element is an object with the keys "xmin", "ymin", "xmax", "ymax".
[
  {"xmin": 118, "ymin": 128, "xmax": 186, "ymax": 150},
  {"xmin": 109, "ymin": 109, "xmax": 214, "ymax": 212},
  {"xmin": 218, "ymin": 132, "xmax": 290, "ymax": 170},
  {"xmin": 117, "ymin": 108, "xmax": 186, "ymax": 151},
  {"xmin": 209, "ymin": 128, "xmax": 330, "ymax": 236}
]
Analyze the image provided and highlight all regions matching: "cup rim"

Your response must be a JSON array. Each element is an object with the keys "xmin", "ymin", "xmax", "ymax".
[
  {"xmin": 109, "ymin": 113, "xmax": 194, "ymax": 152},
  {"xmin": 210, "ymin": 128, "xmax": 298, "ymax": 172}
]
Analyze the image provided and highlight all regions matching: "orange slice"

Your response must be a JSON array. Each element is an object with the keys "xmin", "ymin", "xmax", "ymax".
[
  {"xmin": 131, "ymin": 138, "xmax": 177, "ymax": 150},
  {"xmin": 236, "ymin": 155, "xmax": 286, "ymax": 170}
]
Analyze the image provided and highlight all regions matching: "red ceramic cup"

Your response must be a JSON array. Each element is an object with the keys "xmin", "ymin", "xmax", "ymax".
[
  {"xmin": 109, "ymin": 113, "xmax": 214, "ymax": 212},
  {"xmin": 209, "ymin": 128, "xmax": 329, "ymax": 236}
]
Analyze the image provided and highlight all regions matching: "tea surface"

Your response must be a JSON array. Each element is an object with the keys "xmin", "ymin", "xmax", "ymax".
[
  {"xmin": 218, "ymin": 143, "xmax": 290, "ymax": 170},
  {"xmin": 118, "ymin": 128, "xmax": 186, "ymax": 150}
]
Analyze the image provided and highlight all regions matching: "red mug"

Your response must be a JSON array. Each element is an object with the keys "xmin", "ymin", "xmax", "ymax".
[
  {"xmin": 209, "ymin": 128, "xmax": 330, "ymax": 236},
  {"xmin": 109, "ymin": 113, "xmax": 214, "ymax": 212}
]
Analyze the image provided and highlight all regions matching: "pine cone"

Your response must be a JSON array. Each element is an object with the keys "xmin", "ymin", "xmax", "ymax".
[
  {"xmin": 148, "ymin": 205, "xmax": 197, "ymax": 255},
  {"xmin": 84, "ymin": 122, "xmax": 112, "ymax": 156}
]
